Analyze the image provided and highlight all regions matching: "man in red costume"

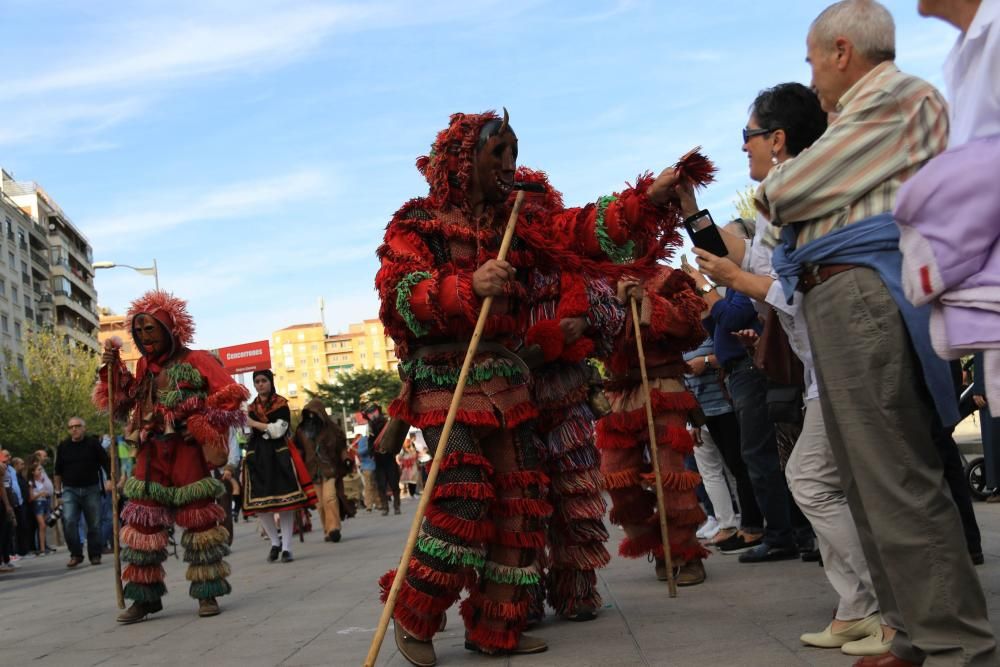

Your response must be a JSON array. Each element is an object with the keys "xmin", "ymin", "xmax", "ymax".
[
  {"xmin": 598, "ymin": 270, "xmax": 709, "ymax": 585},
  {"xmin": 95, "ymin": 291, "xmax": 249, "ymax": 623},
  {"xmin": 375, "ymin": 109, "xmax": 695, "ymax": 666}
]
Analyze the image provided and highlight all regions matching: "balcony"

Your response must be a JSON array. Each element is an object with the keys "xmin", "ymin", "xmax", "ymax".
[
  {"xmin": 54, "ymin": 291, "xmax": 99, "ymax": 328},
  {"xmin": 29, "ymin": 249, "xmax": 47, "ymax": 270},
  {"xmin": 50, "ymin": 261, "xmax": 96, "ymax": 300},
  {"xmin": 24, "ymin": 305, "xmax": 33, "ymax": 320}
]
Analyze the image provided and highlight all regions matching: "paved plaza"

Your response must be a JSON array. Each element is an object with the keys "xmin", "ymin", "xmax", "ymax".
[{"xmin": 3, "ymin": 492, "xmax": 1000, "ymax": 667}]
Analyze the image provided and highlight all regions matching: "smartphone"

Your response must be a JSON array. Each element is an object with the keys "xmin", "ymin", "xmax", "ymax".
[{"xmin": 683, "ymin": 209, "xmax": 729, "ymax": 257}]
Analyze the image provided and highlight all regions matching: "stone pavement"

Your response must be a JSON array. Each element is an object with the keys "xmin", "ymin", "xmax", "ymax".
[{"xmin": 3, "ymin": 498, "xmax": 1000, "ymax": 667}]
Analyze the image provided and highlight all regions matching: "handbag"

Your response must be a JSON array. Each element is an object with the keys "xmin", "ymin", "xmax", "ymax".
[{"xmin": 753, "ymin": 306, "xmax": 804, "ymax": 389}]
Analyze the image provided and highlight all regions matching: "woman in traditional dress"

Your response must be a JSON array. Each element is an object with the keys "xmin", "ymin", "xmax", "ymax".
[{"xmin": 241, "ymin": 369, "xmax": 316, "ymax": 563}]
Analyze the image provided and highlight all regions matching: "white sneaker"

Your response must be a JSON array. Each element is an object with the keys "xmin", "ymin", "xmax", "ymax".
[{"xmin": 696, "ymin": 517, "xmax": 720, "ymax": 540}]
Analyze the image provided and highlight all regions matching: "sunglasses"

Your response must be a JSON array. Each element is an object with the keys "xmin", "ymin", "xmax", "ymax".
[{"xmin": 742, "ymin": 127, "xmax": 775, "ymax": 143}]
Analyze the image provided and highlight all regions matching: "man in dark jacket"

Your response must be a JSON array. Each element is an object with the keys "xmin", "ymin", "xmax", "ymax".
[
  {"xmin": 54, "ymin": 417, "xmax": 109, "ymax": 568},
  {"xmin": 295, "ymin": 399, "xmax": 356, "ymax": 542},
  {"xmin": 363, "ymin": 403, "xmax": 400, "ymax": 516}
]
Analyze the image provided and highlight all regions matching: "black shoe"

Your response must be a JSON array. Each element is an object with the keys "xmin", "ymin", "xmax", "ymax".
[
  {"xmin": 267, "ymin": 545, "xmax": 280, "ymax": 562},
  {"xmin": 738, "ymin": 543, "xmax": 799, "ymax": 563},
  {"xmin": 89, "ymin": 556, "xmax": 102, "ymax": 565},
  {"xmin": 716, "ymin": 533, "xmax": 762, "ymax": 555},
  {"xmin": 394, "ymin": 506, "xmax": 401, "ymax": 515},
  {"xmin": 328, "ymin": 530, "xmax": 341, "ymax": 543},
  {"xmin": 281, "ymin": 550, "xmax": 294, "ymax": 563},
  {"xmin": 799, "ymin": 542, "xmax": 822, "ymax": 563},
  {"xmin": 972, "ymin": 551, "xmax": 985, "ymax": 566}
]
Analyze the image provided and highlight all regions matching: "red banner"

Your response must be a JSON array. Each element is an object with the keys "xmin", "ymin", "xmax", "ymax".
[{"xmin": 216, "ymin": 340, "xmax": 271, "ymax": 375}]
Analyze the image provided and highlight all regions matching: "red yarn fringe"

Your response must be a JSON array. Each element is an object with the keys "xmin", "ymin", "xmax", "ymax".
[
  {"xmin": 122, "ymin": 501, "xmax": 171, "ymax": 529},
  {"xmin": 618, "ymin": 531, "xmax": 664, "ymax": 559},
  {"xmin": 440, "ymin": 452, "xmax": 494, "ymax": 474},
  {"xmin": 175, "ymin": 502, "xmax": 226, "ymax": 530},
  {"xmin": 601, "ymin": 391, "xmax": 699, "ymax": 433},
  {"xmin": 121, "ymin": 525, "xmax": 169, "ymax": 551},
  {"xmin": 496, "ymin": 528, "xmax": 546, "ymax": 549},
  {"xmin": 122, "ymin": 563, "xmax": 166, "ymax": 584},
  {"xmin": 395, "ymin": 604, "xmax": 444, "ymax": 642},
  {"xmin": 494, "ymin": 470, "xmax": 550, "ymax": 491},
  {"xmin": 525, "ymin": 320, "xmax": 564, "ymax": 363},
  {"xmin": 492, "ymin": 497, "xmax": 553, "ymax": 519},
  {"xmin": 463, "ymin": 623, "xmax": 520, "ymax": 653},
  {"xmin": 379, "ymin": 568, "xmax": 457, "ymax": 616},
  {"xmin": 425, "ymin": 505, "xmax": 494, "ymax": 542},
  {"xmin": 206, "ymin": 382, "xmax": 251, "ymax": 410},
  {"xmin": 410, "ymin": 561, "xmax": 474, "ymax": 591},
  {"xmin": 462, "ymin": 588, "xmax": 529, "ymax": 620},
  {"xmin": 602, "ymin": 467, "xmax": 641, "ymax": 490},
  {"xmin": 432, "ymin": 482, "xmax": 495, "ymax": 501}
]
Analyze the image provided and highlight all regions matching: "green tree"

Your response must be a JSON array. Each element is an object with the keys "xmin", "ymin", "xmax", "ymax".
[
  {"xmin": 0, "ymin": 328, "xmax": 103, "ymax": 458},
  {"xmin": 307, "ymin": 367, "xmax": 402, "ymax": 415}
]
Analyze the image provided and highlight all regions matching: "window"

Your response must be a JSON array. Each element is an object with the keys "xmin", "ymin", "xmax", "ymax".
[
  {"xmin": 297, "ymin": 333, "xmax": 304, "ymax": 341},
  {"xmin": 0, "ymin": 278, "xmax": 5, "ymax": 296},
  {"xmin": 287, "ymin": 382, "xmax": 298, "ymax": 397},
  {"xmin": 13, "ymin": 321, "xmax": 20, "ymax": 340},
  {"xmin": 11, "ymin": 286, "xmax": 17, "ymax": 305},
  {"xmin": 311, "ymin": 343, "xmax": 318, "ymax": 352},
  {"xmin": 284, "ymin": 356, "xmax": 294, "ymax": 368},
  {"xmin": 298, "ymin": 344, "xmax": 306, "ymax": 353},
  {"xmin": 282, "ymin": 343, "xmax": 293, "ymax": 355},
  {"xmin": 7, "ymin": 252, "xmax": 13, "ymax": 267},
  {"xmin": 16, "ymin": 355, "xmax": 24, "ymax": 374},
  {"xmin": 1, "ymin": 315, "xmax": 7, "ymax": 332}
]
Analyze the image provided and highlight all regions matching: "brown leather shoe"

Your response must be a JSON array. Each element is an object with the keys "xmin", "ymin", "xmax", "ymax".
[
  {"xmin": 395, "ymin": 620, "xmax": 436, "ymax": 667},
  {"xmin": 465, "ymin": 633, "xmax": 548, "ymax": 656},
  {"xmin": 198, "ymin": 597, "xmax": 221, "ymax": 617},
  {"xmin": 676, "ymin": 559, "xmax": 706, "ymax": 586},
  {"xmin": 66, "ymin": 556, "xmax": 84, "ymax": 568},
  {"xmin": 853, "ymin": 653, "xmax": 920, "ymax": 667},
  {"xmin": 89, "ymin": 556, "xmax": 101, "ymax": 565},
  {"xmin": 116, "ymin": 600, "xmax": 163, "ymax": 624}
]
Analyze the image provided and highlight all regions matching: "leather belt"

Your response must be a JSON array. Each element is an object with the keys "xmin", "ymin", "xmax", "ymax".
[{"xmin": 799, "ymin": 263, "xmax": 860, "ymax": 294}]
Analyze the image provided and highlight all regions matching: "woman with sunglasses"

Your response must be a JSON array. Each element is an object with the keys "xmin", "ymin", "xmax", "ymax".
[{"xmin": 679, "ymin": 83, "xmax": 892, "ymax": 658}]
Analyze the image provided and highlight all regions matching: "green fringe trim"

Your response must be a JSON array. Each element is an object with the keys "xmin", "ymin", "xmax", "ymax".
[
  {"xmin": 396, "ymin": 271, "xmax": 433, "ymax": 337},
  {"xmin": 400, "ymin": 357, "xmax": 524, "ymax": 387},
  {"xmin": 121, "ymin": 547, "xmax": 169, "ymax": 566},
  {"xmin": 594, "ymin": 194, "xmax": 635, "ymax": 264},
  {"xmin": 167, "ymin": 363, "xmax": 205, "ymax": 389},
  {"xmin": 186, "ymin": 561, "xmax": 232, "ymax": 583},
  {"xmin": 184, "ymin": 543, "xmax": 231, "ymax": 565},
  {"xmin": 124, "ymin": 582, "xmax": 167, "ymax": 602},
  {"xmin": 416, "ymin": 535, "xmax": 486, "ymax": 569},
  {"xmin": 181, "ymin": 525, "xmax": 230, "ymax": 549},
  {"xmin": 189, "ymin": 579, "xmax": 232, "ymax": 600},
  {"xmin": 123, "ymin": 478, "xmax": 173, "ymax": 505},
  {"xmin": 482, "ymin": 561, "xmax": 540, "ymax": 586},
  {"xmin": 404, "ymin": 208, "xmax": 431, "ymax": 220},
  {"xmin": 174, "ymin": 477, "xmax": 225, "ymax": 506},
  {"xmin": 158, "ymin": 387, "xmax": 206, "ymax": 409}
]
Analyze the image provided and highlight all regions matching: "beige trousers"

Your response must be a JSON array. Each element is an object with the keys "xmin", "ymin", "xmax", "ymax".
[{"xmin": 315, "ymin": 478, "xmax": 341, "ymax": 534}]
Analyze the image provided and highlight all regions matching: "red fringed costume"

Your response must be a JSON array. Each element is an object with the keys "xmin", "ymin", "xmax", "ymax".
[
  {"xmin": 94, "ymin": 291, "xmax": 249, "ymax": 608},
  {"xmin": 597, "ymin": 269, "xmax": 710, "ymax": 570},
  {"xmin": 376, "ymin": 111, "xmax": 696, "ymax": 654}
]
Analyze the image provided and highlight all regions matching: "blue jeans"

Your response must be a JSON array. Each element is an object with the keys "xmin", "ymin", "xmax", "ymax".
[
  {"xmin": 725, "ymin": 358, "xmax": 797, "ymax": 549},
  {"xmin": 62, "ymin": 484, "xmax": 102, "ymax": 559}
]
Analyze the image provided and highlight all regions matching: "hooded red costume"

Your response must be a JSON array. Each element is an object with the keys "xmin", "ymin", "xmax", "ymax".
[
  {"xmin": 95, "ymin": 290, "xmax": 249, "ymax": 621},
  {"xmin": 375, "ymin": 110, "xmax": 706, "ymax": 661}
]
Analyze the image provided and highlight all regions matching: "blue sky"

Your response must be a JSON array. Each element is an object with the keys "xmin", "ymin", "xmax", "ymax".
[{"xmin": 0, "ymin": 0, "xmax": 957, "ymax": 350}]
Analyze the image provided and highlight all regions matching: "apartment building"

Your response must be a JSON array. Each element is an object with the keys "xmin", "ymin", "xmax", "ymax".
[
  {"xmin": 270, "ymin": 322, "xmax": 327, "ymax": 413},
  {"xmin": 97, "ymin": 307, "xmax": 143, "ymax": 374},
  {"xmin": 1, "ymin": 170, "xmax": 99, "ymax": 351}
]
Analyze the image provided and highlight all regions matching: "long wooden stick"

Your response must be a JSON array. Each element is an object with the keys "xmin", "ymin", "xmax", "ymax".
[
  {"xmin": 107, "ymin": 363, "xmax": 125, "ymax": 609},
  {"xmin": 630, "ymin": 296, "xmax": 678, "ymax": 597},
  {"xmin": 364, "ymin": 191, "xmax": 527, "ymax": 667}
]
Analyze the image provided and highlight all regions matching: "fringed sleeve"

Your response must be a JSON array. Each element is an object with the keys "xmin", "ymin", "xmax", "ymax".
[
  {"xmin": 185, "ymin": 350, "xmax": 250, "ymax": 455},
  {"xmin": 585, "ymin": 275, "xmax": 626, "ymax": 359},
  {"xmin": 93, "ymin": 359, "xmax": 138, "ymax": 423},
  {"xmin": 376, "ymin": 200, "xmax": 481, "ymax": 353},
  {"xmin": 639, "ymin": 270, "xmax": 707, "ymax": 349}
]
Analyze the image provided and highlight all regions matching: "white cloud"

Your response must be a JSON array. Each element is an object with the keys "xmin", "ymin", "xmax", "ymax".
[{"xmin": 84, "ymin": 168, "xmax": 334, "ymax": 247}]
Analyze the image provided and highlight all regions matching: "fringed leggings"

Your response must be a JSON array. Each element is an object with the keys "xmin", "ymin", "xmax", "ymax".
[
  {"xmin": 533, "ymin": 363, "xmax": 610, "ymax": 617},
  {"xmin": 379, "ymin": 421, "xmax": 550, "ymax": 653},
  {"xmin": 597, "ymin": 379, "xmax": 708, "ymax": 564},
  {"xmin": 121, "ymin": 435, "xmax": 232, "ymax": 603}
]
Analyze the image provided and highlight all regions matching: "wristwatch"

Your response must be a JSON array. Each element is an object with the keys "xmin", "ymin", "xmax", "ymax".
[
  {"xmin": 698, "ymin": 283, "xmax": 715, "ymax": 295},
  {"xmin": 704, "ymin": 356, "xmax": 712, "ymax": 369}
]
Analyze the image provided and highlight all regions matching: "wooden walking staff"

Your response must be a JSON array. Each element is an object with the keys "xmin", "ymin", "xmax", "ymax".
[
  {"xmin": 104, "ymin": 338, "xmax": 126, "ymax": 609},
  {"xmin": 629, "ymin": 295, "xmax": 678, "ymax": 597},
  {"xmin": 364, "ymin": 189, "xmax": 528, "ymax": 667}
]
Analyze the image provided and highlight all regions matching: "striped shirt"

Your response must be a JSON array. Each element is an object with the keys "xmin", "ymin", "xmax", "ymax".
[
  {"xmin": 757, "ymin": 62, "xmax": 949, "ymax": 247},
  {"xmin": 683, "ymin": 337, "xmax": 732, "ymax": 417}
]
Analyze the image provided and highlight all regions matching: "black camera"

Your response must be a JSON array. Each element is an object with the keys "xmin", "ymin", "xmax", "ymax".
[{"xmin": 46, "ymin": 505, "xmax": 64, "ymax": 528}]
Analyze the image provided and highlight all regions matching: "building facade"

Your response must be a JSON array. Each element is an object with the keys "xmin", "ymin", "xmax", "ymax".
[
  {"xmin": 97, "ymin": 307, "xmax": 142, "ymax": 375},
  {"xmin": 269, "ymin": 318, "xmax": 399, "ymax": 413},
  {"xmin": 1, "ymin": 170, "xmax": 99, "ymax": 351}
]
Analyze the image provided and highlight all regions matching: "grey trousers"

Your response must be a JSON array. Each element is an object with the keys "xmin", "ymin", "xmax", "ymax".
[
  {"xmin": 802, "ymin": 267, "xmax": 997, "ymax": 667},
  {"xmin": 785, "ymin": 398, "xmax": 878, "ymax": 621}
]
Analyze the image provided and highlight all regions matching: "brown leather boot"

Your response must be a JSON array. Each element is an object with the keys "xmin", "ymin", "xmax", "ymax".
[
  {"xmin": 116, "ymin": 600, "xmax": 163, "ymax": 624},
  {"xmin": 676, "ymin": 559, "xmax": 707, "ymax": 586},
  {"xmin": 394, "ymin": 620, "xmax": 436, "ymax": 667},
  {"xmin": 198, "ymin": 597, "xmax": 221, "ymax": 617}
]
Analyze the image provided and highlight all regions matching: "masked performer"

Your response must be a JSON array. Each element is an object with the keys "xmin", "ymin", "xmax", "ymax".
[
  {"xmin": 242, "ymin": 369, "xmax": 317, "ymax": 563},
  {"xmin": 95, "ymin": 291, "xmax": 249, "ymax": 623},
  {"xmin": 598, "ymin": 269, "xmax": 709, "ymax": 585},
  {"xmin": 295, "ymin": 398, "xmax": 356, "ymax": 543},
  {"xmin": 376, "ymin": 109, "xmax": 692, "ymax": 666}
]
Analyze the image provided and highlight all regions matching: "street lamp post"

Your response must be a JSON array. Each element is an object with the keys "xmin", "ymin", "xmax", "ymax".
[{"xmin": 93, "ymin": 258, "xmax": 159, "ymax": 290}]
